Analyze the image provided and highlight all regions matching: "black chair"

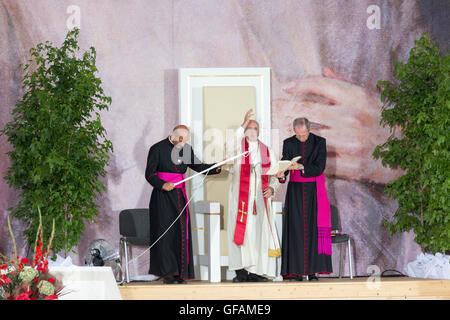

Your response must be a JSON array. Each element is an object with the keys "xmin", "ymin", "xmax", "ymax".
[
  {"xmin": 119, "ymin": 208, "xmax": 151, "ymax": 283},
  {"xmin": 330, "ymin": 205, "xmax": 354, "ymax": 279}
]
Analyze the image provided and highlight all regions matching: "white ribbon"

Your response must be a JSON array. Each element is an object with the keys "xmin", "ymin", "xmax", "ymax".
[{"xmin": 173, "ymin": 151, "xmax": 249, "ymax": 186}]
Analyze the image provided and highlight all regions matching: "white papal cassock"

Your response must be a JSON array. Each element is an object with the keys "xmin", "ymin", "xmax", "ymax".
[{"xmin": 224, "ymin": 126, "xmax": 281, "ymax": 279}]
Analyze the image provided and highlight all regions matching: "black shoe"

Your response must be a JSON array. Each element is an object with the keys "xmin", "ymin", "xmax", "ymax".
[
  {"xmin": 232, "ymin": 276, "xmax": 246, "ymax": 282},
  {"xmin": 289, "ymin": 275, "xmax": 303, "ymax": 281},
  {"xmin": 247, "ymin": 273, "xmax": 269, "ymax": 282},
  {"xmin": 176, "ymin": 277, "xmax": 187, "ymax": 284},
  {"xmin": 233, "ymin": 269, "xmax": 249, "ymax": 282},
  {"xmin": 171, "ymin": 275, "xmax": 187, "ymax": 284},
  {"xmin": 163, "ymin": 276, "xmax": 177, "ymax": 284},
  {"xmin": 308, "ymin": 274, "xmax": 319, "ymax": 281}
]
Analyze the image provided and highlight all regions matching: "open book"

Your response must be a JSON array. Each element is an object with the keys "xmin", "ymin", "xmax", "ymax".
[{"xmin": 266, "ymin": 156, "xmax": 301, "ymax": 175}]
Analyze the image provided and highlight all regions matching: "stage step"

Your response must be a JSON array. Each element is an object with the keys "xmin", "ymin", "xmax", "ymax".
[{"xmin": 119, "ymin": 276, "xmax": 450, "ymax": 300}]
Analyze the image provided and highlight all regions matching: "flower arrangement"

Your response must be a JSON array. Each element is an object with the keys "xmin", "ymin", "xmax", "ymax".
[{"xmin": 0, "ymin": 208, "xmax": 64, "ymax": 300}]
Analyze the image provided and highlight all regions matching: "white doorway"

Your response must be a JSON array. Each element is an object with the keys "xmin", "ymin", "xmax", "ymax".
[{"xmin": 178, "ymin": 67, "xmax": 272, "ymax": 280}]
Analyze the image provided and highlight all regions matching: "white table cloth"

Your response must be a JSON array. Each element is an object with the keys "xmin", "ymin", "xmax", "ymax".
[{"xmin": 49, "ymin": 266, "xmax": 122, "ymax": 300}]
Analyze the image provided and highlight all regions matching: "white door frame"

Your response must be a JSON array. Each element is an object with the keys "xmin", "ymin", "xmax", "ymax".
[{"xmin": 178, "ymin": 67, "xmax": 272, "ymax": 280}]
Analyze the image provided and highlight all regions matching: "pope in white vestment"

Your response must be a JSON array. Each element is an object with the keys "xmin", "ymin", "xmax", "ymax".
[{"xmin": 223, "ymin": 111, "xmax": 281, "ymax": 282}]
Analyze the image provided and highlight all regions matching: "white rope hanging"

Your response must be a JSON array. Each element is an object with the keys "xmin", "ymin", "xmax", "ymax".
[{"xmin": 126, "ymin": 151, "xmax": 250, "ymax": 267}]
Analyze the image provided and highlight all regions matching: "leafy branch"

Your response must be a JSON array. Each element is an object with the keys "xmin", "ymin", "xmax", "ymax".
[{"xmin": 373, "ymin": 33, "xmax": 449, "ymax": 254}]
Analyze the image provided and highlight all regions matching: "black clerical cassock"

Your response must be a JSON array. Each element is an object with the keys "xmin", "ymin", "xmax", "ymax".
[
  {"xmin": 145, "ymin": 137, "xmax": 221, "ymax": 280},
  {"xmin": 280, "ymin": 133, "xmax": 333, "ymax": 277}
]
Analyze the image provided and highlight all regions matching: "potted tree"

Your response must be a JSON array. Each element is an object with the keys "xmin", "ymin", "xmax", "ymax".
[
  {"xmin": 1, "ymin": 28, "xmax": 113, "ymax": 257},
  {"xmin": 374, "ymin": 33, "xmax": 449, "ymax": 278}
]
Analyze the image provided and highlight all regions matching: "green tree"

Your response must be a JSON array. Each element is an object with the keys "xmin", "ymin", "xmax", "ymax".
[
  {"xmin": 1, "ymin": 28, "xmax": 113, "ymax": 256},
  {"xmin": 373, "ymin": 33, "xmax": 449, "ymax": 254}
]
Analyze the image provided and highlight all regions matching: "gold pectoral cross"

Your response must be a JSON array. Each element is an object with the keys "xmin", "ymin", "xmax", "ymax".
[{"xmin": 238, "ymin": 201, "xmax": 247, "ymax": 223}]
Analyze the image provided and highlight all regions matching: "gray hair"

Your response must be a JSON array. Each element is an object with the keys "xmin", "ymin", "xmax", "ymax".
[{"xmin": 293, "ymin": 117, "xmax": 310, "ymax": 130}]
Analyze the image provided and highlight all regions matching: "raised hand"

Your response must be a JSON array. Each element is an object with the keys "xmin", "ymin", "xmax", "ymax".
[{"xmin": 241, "ymin": 109, "xmax": 254, "ymax": 128}]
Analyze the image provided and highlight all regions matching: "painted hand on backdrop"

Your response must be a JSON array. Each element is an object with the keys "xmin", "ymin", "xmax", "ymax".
[{"xmin": 273, "ymin": 69, "xmax": 404, "ymax": 184}]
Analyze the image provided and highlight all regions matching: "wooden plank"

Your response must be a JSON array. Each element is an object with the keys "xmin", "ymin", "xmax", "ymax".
[{"xmin": 118, "ymin": 277, "xmax": 450, "ymax": 300}]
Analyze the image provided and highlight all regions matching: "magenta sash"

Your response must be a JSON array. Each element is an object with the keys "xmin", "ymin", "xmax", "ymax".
[
  {"xmin": 290, "ymin": 171, "xmax": 332, "ymax": 256},
  {"xmin": 156, "ymin": 172, "xmax": 190, "ymax": 264}
]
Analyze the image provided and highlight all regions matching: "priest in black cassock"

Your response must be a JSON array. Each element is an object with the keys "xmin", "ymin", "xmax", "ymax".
[
  {"xmin": 145, "ymin": 125, "xmax": 222, "ymax": 284},
  {"xmin": 276, "ymin": 118, "xmax": 333, "ymax": 281}
]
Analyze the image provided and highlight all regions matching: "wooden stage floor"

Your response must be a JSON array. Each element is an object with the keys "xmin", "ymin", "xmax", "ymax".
[{"xmin": 119, "ymin": 276, "xmax": 450, "ymax": 300}]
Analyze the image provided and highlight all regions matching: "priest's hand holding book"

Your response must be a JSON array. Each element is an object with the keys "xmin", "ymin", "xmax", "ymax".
[
  {"xmin": 287, "ymin": 162, "xmax": 304, "ymax": 171},
  {"xmin": 267, "ymin": 156, "xmax": 303, "ymax": 182},
  {"xmin": 274, "ymin": 163, "xmax": 303, "ymax": 178},
  {"xmin": 274, "ymin": 163, "xmax": 304, "ymax": 185}
]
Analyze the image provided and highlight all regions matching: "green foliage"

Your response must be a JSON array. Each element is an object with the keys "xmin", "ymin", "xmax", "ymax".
[
  {"xmin": 373, "ymin": 33, "xmax": 449, "ymax": 254},
  {"xmin": 0, "ymin": 28, "xmax": 113, "ymax": 256}
]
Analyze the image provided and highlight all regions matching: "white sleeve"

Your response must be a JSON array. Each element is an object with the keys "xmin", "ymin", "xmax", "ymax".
[{"xmin": 235, "ymin": 126, "xmax": 245, "ymax": 138}]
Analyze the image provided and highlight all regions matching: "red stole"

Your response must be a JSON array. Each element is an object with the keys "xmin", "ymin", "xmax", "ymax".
[{"xmin": 233, "ymin": 138, "xmax": 271, "ymax": 246}]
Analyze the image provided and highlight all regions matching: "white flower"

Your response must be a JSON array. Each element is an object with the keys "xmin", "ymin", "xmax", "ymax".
[
  {"xmin": 38, "ymin": 280, "xmax": 55, "ymax": 296},
  {"xmin": 19, "ymin": 267, "xmax": 39, "ymax": 283}
]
